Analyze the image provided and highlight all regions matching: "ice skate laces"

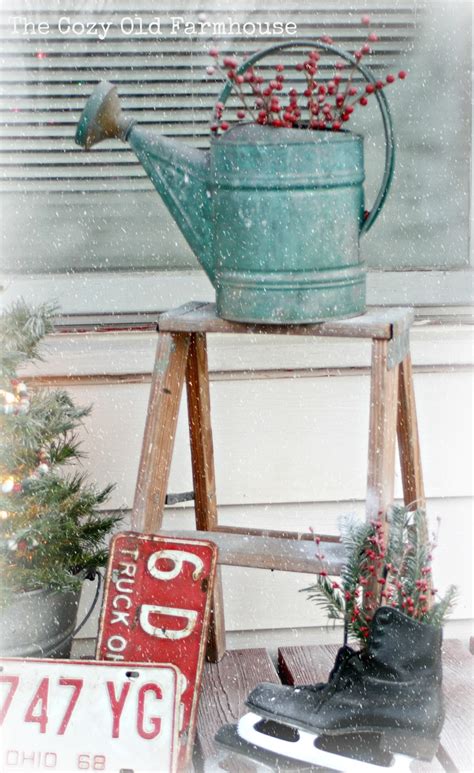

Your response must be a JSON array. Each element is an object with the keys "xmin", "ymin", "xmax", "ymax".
[{"xmin": 327, "ymin": 645, "xmax": 369, "ymax": 689}]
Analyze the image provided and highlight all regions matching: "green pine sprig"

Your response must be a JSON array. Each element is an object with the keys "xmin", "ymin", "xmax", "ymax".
[
  {"xmin": 424, "ymin": 585, "xmax": 458, "ymax": 627},
  {"xmin": 0, "ymin": 300, "xmax": 57, "ymax": 377},
  {"xmin": 303, "ymin": 573, "xmax": 345, "ymax": 623}
]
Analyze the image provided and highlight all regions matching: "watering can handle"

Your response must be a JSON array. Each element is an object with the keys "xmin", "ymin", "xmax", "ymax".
[{"xmin": 217, "ymin": 40, "xmax": 395, "ymax": 235}]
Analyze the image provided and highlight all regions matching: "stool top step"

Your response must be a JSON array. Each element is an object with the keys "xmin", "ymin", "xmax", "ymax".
[{"xmin": 158, "ymin": 302, "xmax": 415, "ymax": 340}]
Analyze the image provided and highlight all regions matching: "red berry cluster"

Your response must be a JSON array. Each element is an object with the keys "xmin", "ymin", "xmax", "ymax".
[
  {"xmin": 207, "ymin": 16, "xmax": 407, "ymax": 135},
  {"xmin": 314, "ymin": 513, "xmax": 438, "ymax": 645}
]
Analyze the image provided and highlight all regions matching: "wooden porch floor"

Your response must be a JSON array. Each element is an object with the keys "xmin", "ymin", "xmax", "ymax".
[{"xmin": 194, "ymin": 640, "xmax": 473, "ymax": 772}]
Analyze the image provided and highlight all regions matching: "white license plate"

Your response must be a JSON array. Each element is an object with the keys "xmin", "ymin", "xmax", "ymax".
[{"xmin": 0, "ymin": 659, "xmax": 181, "ymax": 773}]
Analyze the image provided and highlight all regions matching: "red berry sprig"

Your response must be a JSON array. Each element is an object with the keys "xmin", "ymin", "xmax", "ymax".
[
  {"xmin": 307, "ymin": 507, "xmax": 451, "ymax": 647},
  {"xmin": 206, "ymin": 15, "xmax": 407, "ymax": 135}
]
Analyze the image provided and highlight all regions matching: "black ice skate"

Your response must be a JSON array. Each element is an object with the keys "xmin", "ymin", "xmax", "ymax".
[{"xmin": 216, "ymin": 607, "xmax": 444, "ymax": 771}]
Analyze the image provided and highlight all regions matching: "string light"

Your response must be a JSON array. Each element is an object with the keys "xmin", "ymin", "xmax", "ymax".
[
  {"xmin": 1, "ymin": 477, "xmax": 14, "ymax": 494},
  {"xmin": 1, "ymin": 458, "xmax": 51, "ymax": 495},
  {"xmin": 0, "ymin": 380, "xmax": 30, "ymax": 415}
]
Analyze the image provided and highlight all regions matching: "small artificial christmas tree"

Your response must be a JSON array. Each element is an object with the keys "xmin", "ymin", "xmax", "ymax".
[{"xmin": 0, "ymin": 301, "xmax": 118, "ymax": 605}]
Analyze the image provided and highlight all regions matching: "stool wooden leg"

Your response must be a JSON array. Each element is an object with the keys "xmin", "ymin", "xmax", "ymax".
[
  {"xmin": 366, "ymin": 339, "xmax": 399, "ymax": 609},
  {"xmin": 366, "ymin": 339, "xmax": 400, "ymax": 521},
  {"xmin": 186, "ymin": 333, "xmax": 226, "ymax": 662},
  {"xmin": 397, "ymin": 352, "xmax": 426, "ymax": 512},
  {"xmin": 132, "ymin": 332, "xmax": 190, "ymax": 533},
  {"xmin": 396, "ymin": 351, "xmax": 431, "ymax": 571}
]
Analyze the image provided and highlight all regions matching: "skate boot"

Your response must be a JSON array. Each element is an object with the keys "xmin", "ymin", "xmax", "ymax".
[{"xmin": 242, "ymin": 607, "xmax": 443, "ymax": 768}]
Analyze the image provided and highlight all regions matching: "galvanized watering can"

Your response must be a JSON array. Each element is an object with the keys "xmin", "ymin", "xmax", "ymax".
[{"xmin": 76, "ymin": 41, "xmax": 394, "ymax": 324}]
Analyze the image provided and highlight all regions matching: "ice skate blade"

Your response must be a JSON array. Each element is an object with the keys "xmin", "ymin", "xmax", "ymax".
[
  {"xmin": 215, "ymin": 723, "xmax": 323, "ymax": 770},
  {"xmin": 379, "ymin": 730, "xmax": 441, "ymax": 762},
  {"xmin": 245, "ymin": 700, "xmax": 441, "ymax": 763},
  {"xmin": 238, "ymin": 712, "xmax": 412, "ymax": 773}
]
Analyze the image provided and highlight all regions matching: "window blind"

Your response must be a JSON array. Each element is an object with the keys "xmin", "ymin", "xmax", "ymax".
[{"xmin": 0, "ymin": 2, "xmax": 418, "ymax": 193}]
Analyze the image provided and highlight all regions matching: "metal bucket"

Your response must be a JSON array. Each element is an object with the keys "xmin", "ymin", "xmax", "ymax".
[{"xmin": 0, "ymin": 587, "xmax": 81, "ymax": 658}]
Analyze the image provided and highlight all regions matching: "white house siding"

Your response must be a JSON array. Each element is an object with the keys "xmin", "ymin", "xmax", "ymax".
[{"xmin": 21, "ymin": 318, "xmax": 473, "ymax": 649}]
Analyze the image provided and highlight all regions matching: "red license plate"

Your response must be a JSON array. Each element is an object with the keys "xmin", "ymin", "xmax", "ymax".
[
  {"xmin": 0, "ymin": 658, "xmax": 181, "ymax": 772},
  {"xmin": 96, "ymin": 533, "xmax": 218, "ymax": 769}
]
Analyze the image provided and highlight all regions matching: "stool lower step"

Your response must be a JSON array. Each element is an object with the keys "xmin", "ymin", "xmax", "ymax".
[{"xmin": 159, "ymin": 529, "xmax": 345, "ymax": 574}]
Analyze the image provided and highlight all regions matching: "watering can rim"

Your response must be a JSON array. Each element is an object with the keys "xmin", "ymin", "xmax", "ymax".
[{"xmin": 213, "ymin": 122, "xmax": 364, "ymax": 146}]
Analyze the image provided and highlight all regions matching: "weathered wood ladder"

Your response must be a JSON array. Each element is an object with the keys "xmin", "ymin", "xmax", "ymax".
[{"xmin": 131, "ymin": 302, "xmax": 425, "ymax": 662}]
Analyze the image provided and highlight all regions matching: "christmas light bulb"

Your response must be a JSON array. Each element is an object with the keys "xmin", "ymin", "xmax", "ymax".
[
  {"xmin": 0, "ymin": 510, "xmax": 9, "ymax": 520},
  {"xmin": 2, "ymin": 477, "xmax": 15, "ymax": 494}
]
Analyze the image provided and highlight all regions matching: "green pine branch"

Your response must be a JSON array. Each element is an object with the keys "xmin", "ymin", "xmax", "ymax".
[
  {"xmin": 339, "ymin": 515, "xmax": 372, "ymax": 599},
  {"xmin": 0, "ymin": 300, "xmax": 57, "ymax": 376},
  {"xmin": 0, "ymin": 393, "xmax": 90, "ymax": 474},
  {"xmin": 303, "ymin": 574, "xmax": 345, "ymax": 622},
  {"xmin": 385, "ymin": 505, "xmax": 409, "ymax": 567},
  {"xmin": 425, "ymin": 585, "xmax": 458, "ymax": 627}
]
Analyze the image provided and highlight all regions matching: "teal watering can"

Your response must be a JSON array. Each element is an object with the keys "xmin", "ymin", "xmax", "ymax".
[{"xmin": 75, "ymin": 41, "xmax": 394, "ymax": 324}]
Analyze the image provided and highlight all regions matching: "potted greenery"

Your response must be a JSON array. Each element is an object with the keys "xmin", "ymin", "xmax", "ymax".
[
  {"xmin": 0, "ymin": 301, "xmax": 119, "ymax": 657},
  {"xmin": 303, "ymin": 506, "xmax": 457, "ymax": 644}
]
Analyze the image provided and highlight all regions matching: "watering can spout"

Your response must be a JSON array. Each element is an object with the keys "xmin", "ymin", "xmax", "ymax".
[{"xmin": 75, "ymin": 82, "xmax": 214, "ymax": 282}]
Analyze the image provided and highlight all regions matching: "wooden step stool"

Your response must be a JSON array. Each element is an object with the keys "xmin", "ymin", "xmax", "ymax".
[{"xmin": 131, "ymin": 302, "xmax": 425, "ymax": 661}]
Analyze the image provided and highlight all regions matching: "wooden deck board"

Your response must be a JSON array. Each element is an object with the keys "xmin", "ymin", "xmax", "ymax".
[
  {"xmin": 437, "ymin": 640, "xmax": 474, "ymax": 773},
  {"xmin": 278, "ymin": 643, "xmax": 340, "ymax": 686},
  {"xmin": 196, "ymin": 648, "xmax": 280, "ymax": 769}
]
